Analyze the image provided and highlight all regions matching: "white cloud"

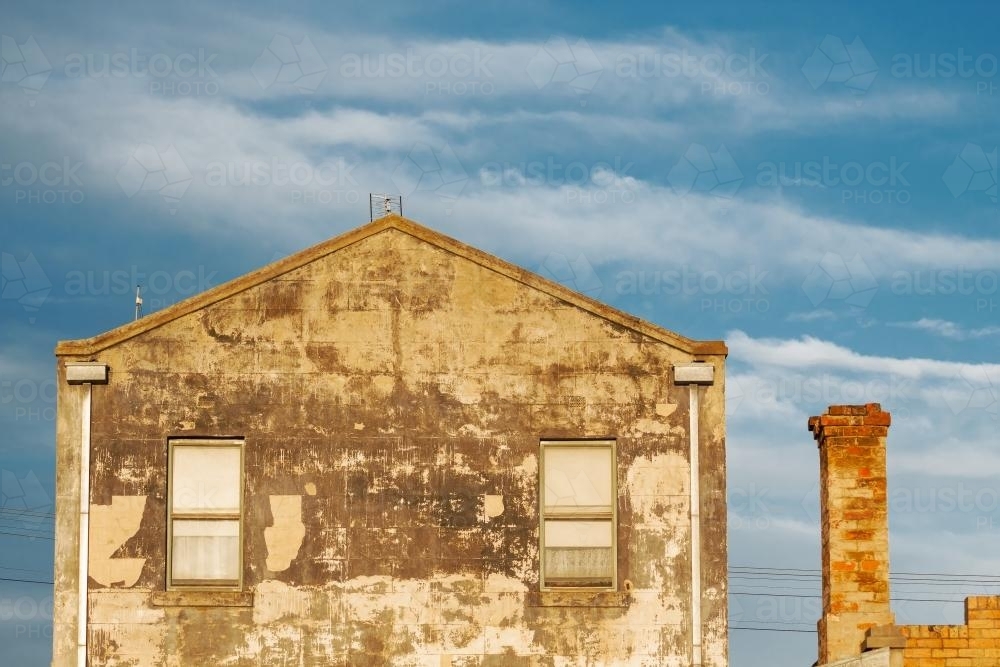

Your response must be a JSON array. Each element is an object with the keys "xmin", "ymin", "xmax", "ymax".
[
  {"xmin": 4, "ymin": 79, "xmax": 999, "ymax": 288},
  {"xmin": 726, "ymin": 330, "xmax": 1000, "ymax": 489},
  {"xmin": 21, "ymin": 17, "xmax": 971, "ymax": 135},
  {"xmin": 890, "ymin": 318, "xmax": 1000, "ymax": 341},
  {"xmin": 786, "ymin": 309, "xmax": 836, "ymax": 322},
  {"xmin": 893, "ymin": 438, "xmax": 1000, "ymax": 478},
  {"xmin": 301, "ymin": 29, "xmax": 967, "ymax": 131},
  {"xmin": 727, "ymin": 329, "xmax": 1000, "ymax": 379}
]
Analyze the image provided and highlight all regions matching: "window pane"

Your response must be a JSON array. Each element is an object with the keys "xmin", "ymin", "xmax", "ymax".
[
  {"xmin": 172, "ymin": 446, "xmax": 241, "ymax": 513},
  {"xmin": 544, "ymin": 520, "xmax": 613, "ymax": 547},
  {"xmin": 544, "ymin": 520, "xmax": 614, "ymax": 585},
  {"xmin": 172, "ymin": 520, "xmax": 240, "ymax": 582},
  {"xmin": 543, "ymin": 446, "xmax": 612, "ymax": 510},
  {"xmin": 544, "ymin": 548, "xmax": 613, "ymax": 584}
]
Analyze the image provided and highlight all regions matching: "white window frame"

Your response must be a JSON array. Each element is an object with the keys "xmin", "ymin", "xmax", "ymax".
[
  {"xmin": 167, "ymin": 438, "xmax": 244, "ymax": 591},
  {"xmin": 539, "ymin": 439, "xmax": 617, "ymax": 591}
]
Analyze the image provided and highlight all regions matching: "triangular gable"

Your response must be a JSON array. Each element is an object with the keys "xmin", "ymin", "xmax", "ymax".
[{"xmin": 55, "ymin": 215, "xmax": 727, "ymax": 357}]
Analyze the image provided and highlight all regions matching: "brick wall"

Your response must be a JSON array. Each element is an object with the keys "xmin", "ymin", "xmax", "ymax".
[{"xmin": 899, "ymin": 596, "xmax": 1000, "ymax": 666}]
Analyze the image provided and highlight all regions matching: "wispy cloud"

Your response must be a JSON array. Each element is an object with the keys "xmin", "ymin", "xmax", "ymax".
[
  {"xmin": 3, "ymin": 82, "xmax": 999, "ymax": 289},
  {"xmin": 786, "ymin": 309, "xmax": 837, "ymax": 322},
  {"xmin": 889, "ymin": 318, "xmax": 1000, "ymax": 341},
  {"xmin": 14, "ymin": 18, "xmax": 973, "ymax": 135},
  {"xmin": 728, "ymin": 329, "xmax": 1000, "ymax": 379}
]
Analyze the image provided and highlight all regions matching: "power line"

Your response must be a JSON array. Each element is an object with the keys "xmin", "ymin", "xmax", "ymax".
[
  {"xmin": 729, "ymin": 566, "xmax": 1000, "ymax": 603},
  {"xmin": 729, "ymin": 583, "xmax": 820, "ymax": 593},
  {"xmin": 730, "ymin": 626, "xmax": 815, "ymax": 633},
  {"xmin": 0, "ymin": 575, "xmax": 53, "ymax": 585},
  {"xmin": 731, "ymin": 591, "xmax": 964, "ymax": 603},
  {"xmin": 0, "ymin": 513, "xmax": 54, "ymax": 522},
  {"xmin": 731, "ymin": 565, "xmax": 820, "ymax": 573},
  {"xmin": 0, "ymin": 521, "xmax": 55, "ymax": 536},
  {"xmin": 735, "ymin": 577, "xmax": 1000, "ymax": 585},
  {"xmin": 730, "ymin": 575, "xmax": 1000, "ymax": 589},
  {"xmin": 731, "ymin": 565, "xmax": 1000, "ymax": 581},
  {"xmin": 0, "ymin": 518, "xmax": 54, "ymax": 530},
  {"xmin": 0, "ymin": 529, "xmax": 54, "ymax": 541},
  {"xmin": 0, "ymin": 508, "xmax": 56, "ymax": 519},
  {"xmin": 0, "ymin": 516, "xmax": 53, "ymax": 525}
]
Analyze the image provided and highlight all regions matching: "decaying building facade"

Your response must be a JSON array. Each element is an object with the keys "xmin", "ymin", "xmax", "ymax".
[
  {"xmin": 809, "ymin": 403, "xmax": 1000, "ymax": 667},
  {"xmin": 52, "ymin": 215, "xmax": 728, "ymax": 666}
]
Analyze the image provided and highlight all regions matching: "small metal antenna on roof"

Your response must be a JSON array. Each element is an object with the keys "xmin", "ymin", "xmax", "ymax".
[
  {"xmin": 134, "ymin": 285, "xmax": 143, "ymax": 321},
  {"xmin": 370, "ymin": 193, "xmax": 403, "ymax": 221}
]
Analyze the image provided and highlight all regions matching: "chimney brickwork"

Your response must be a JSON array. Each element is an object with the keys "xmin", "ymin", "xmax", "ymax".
[
  {"xmin": 811, "ymin": 403, "xmax": 1000, "ymax": 667},
  {"xmin": 810, "ymin": 403, "xmax": 895, "ymax": 664}
]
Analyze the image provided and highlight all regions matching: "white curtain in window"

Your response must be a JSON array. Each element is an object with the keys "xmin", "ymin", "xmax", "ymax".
[
  {"xmin": 544, "ymin": 547, "xmax": 614, "ymax": 581},
  {"xmin": 543, "ymin": 518, "xmax": 614, "ymax": 581},
  {"xmin": 171, "ymin": 519, "xmax": 240, "ymax": 582}
]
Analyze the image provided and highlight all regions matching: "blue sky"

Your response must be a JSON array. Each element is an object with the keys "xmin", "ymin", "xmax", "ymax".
[{"xmin": 1, "ymin": 1, "xmax": 999, "ymax": 664}]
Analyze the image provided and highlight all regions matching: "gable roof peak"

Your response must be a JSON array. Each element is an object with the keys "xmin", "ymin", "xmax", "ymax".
[{"xmin": 55, "ymin": 215, "xmax": 726, "ymax": 357}]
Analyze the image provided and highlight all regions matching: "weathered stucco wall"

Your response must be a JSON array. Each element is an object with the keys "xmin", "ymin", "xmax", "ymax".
[{"xmin": 55, "ymin": 225, "xmax": 727, "ymax": 666}]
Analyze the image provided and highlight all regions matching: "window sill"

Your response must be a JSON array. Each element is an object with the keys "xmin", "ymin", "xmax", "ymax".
[
  {"xmin": 527, "ymin": 591, "xmax": 630, "ymax": 608},
  {"xmin": 151, "ymin": 590, "xmax": 253, "ymax": 607}
]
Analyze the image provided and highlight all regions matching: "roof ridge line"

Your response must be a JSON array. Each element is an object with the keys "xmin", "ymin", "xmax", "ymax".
[{"xmin": 55, "ymin": 214, "xmax": 727, "ymax": 357}]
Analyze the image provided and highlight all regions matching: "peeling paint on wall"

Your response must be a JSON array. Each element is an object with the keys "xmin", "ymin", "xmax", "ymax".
[
  {"xmin": 483, "ymin": 494, "xmax": 504, "ymax": 520},
  {"xmin": 264, "ymin": 495, "xmax": 305, "ymax": 572},
  {"xmin": 655, "ymin": 402, "xmax": 677, "ymax": 418},
  {"xmin": 90, "ymin": 496, "xmax": 148, "ymax": 587},
  {"xmin": 56, "ymin": 225, "xmax": 727, "ymax": 666}
]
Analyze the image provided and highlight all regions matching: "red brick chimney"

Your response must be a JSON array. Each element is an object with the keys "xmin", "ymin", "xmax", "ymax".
[{"xmin": 809, "ymin": 404, "xmax": 895, "ymax": 663}]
